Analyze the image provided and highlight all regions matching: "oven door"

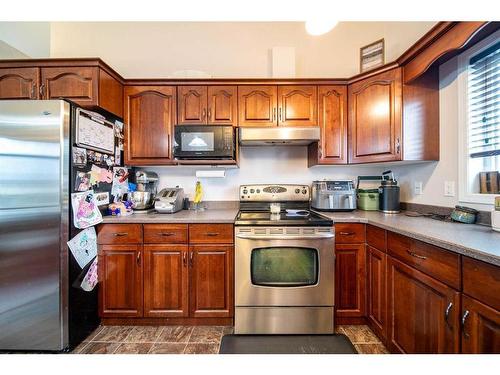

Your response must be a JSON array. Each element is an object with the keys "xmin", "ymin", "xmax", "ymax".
[{"xmin": 235, "ymin": 228, "xmax": 335, "ymax": 306}]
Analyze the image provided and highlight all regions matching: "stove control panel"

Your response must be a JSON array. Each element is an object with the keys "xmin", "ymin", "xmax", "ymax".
[{"xmin": 240, "ymin": 184, "xmax": 310, "ymax": 201}]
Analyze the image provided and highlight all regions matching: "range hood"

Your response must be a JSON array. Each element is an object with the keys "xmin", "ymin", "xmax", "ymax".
[{"xmin": 239, "ymin": 127, "xmax": 320, "ymax": 146}]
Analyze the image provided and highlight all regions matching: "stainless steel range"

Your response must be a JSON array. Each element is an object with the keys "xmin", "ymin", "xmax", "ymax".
[{"xmin": 234, "ymin": 184, "xmax": 335, "ymax": 334}]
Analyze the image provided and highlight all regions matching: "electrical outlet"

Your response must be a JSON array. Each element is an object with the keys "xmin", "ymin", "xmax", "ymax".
[
  {"xmin": 414, "ymin": 181, "xmax": 423, "ymax": 195},
  {"xmin": 444, "ymin": 181, "xmax": 455, "ymax": 197}
]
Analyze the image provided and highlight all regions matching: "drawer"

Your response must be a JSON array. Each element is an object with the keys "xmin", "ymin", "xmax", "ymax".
[
  {"xmin": 335, "ymin": 223, "xmax": 366, "ymax": 244},
  {"xmin": 463, "ymin": 257, "xmax": 500, "ymax": 311},
  {"xmin": 144, "ymin": 224, "xmax": 188, "ymax": 244},
  {"xmin": 189, "ymin": 224, "xmax": 233, "ymax": 244},
  {"xmin": 97, "ymin": 224, "xmax": 143, "ymax": 244},
  {"xmin": 387, "ymin": 231, "xmax": 460, "ymax": 289},
  {"xmin": 367, "ymin": 224, "xmax": 386, "ymax": 252}
]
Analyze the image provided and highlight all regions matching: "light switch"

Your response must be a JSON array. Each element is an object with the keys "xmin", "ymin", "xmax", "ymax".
[
  {"xmin": 414, "ymin": 181, "xmax": 423, "ymax": 195},
  {"xmin": 444, "ymin": 181, "xmax": 455, "ymax": 197}
]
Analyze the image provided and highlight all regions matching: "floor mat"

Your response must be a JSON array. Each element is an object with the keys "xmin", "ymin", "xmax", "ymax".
[{"xmin": 219, "ymin": 334, "xmax": 357, "ymax": 354}]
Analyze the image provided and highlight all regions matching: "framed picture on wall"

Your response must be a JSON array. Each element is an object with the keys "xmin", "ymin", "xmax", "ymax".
[{"xmin": 360, "ymin": 39, "xmax": 385, "ymax": 73}]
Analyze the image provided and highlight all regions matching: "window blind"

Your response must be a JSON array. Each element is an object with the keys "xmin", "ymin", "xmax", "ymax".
[{"xmin": 468, "ymin": 41, "xmax": 500, "ymax": 159}]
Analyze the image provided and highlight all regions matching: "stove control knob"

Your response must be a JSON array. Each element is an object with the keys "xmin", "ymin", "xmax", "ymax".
[
  {"xmin": 250, "ymin": 189, "xmax": 255, "ymax": 193},
  {"xmin": 256, "ymin": 189, "xmax": 260, "ymax": 193},
  {"xmin": 295, "ymin": 188, "xmax": 300, "ymax": 194},
  {"xmin": 302, "ymin": 189, "xmax": 308, "ymax": 194},
  {"xmin": 243, "ymin": 189, "xmax": 248, "ymax": 194}
]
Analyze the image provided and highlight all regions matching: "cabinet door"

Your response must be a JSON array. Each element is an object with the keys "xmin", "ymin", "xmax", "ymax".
[
  {"xmin": 189, "ymin": 245, "xmax": 233, "ymax": 318},
  {"xmin": 238, "ymin": 85, "xmax": 277, "ymax": 127},
  {"xmin": 367, "ymin": 245, "xmax": 387, "ymax": 341},
  {"xmin": 335, "ymin": 243, "xmax": 366, "ymax": 319},
  {"xmin": 98, "ymin": 245, "xmax": 143, "ymax": 318},
  {"xmin": 314, "ymin": 85, "xmax": 347, "ymax": 164},
  {"xmin": 0, "ymin": 67, "xmax": 39, "ymax": 99},
  {"xmin": 208, "ymin": 85, "xmax": 237, "ymax": 125},
  {"xmin": 143, "ymin": 245, "xmax": 189, "ymax": 317},
  {"xmin": 348, "ymin": 68, "xmax": 402, "ymax": 163},
  {"xmin": 461, "ymin": 295, "xmax": 500, "ymax": 354},
  {"xmin": 387, "ymin": 256, "xmax": 460, "ymax": 353},
  {"xmin": 124, "ymin": 86, "xmax": 176, "ymax": 165},
  {"xmin": 40, "ymin": 67, "xmax": 98, "ymax": 105},
  {"xmin": 278, "ymin": 85, "xmax": 317, "ymax": 126},
  {"xmin": 177, "ymin": 86, "xmax": 208, "ymax": 124}
]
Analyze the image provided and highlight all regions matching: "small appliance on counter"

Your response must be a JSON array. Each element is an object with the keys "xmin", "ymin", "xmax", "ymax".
[
  {"xmin": 356, "ymin": 176, "xmax": 382, "ymax": 211},
  {"xmin": 379, "ymin": 170, "xmax": 400, "ymax": 213},
  {"xmin": 127, "ymin": 171, "xmax": 159, "ymax": 213},
  {"xmin": 155, "ymin": 187, "xmax": 185, "ymax": 214},
  {"xmin": 311, "ymin": 180, "xmax": 356, "ymax": 211}
]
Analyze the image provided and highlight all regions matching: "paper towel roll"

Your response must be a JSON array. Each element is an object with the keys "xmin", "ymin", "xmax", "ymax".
[{"xmin": 195, "ymin": 170, "xmax": 226, "ymax": 178}]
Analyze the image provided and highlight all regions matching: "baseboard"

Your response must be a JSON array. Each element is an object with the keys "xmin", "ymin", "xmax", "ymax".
[{"xmin": 101, "ymin": 317, "xmax": 234, "ymax": 326}]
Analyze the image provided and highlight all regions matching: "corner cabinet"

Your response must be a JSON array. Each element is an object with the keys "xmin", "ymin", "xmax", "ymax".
[
  {"xmin": 308, "ymin": 85, "xmax": 348, "ymax": 165},
  {"xmin": 348, "ymin": 68, "xmax": 402, "ymax": 164},
  {"xmin": 124, "ymin": 86, "xmax": 177, "ymax": 165}
]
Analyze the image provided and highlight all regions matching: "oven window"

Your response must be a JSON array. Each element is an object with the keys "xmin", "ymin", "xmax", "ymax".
[
  {"xmin": 181, "ymin": 132, "xmax": 214, "ymax": 152},
  {"xmin": 250, "ymin": 247, "xmax": 318, "ymax": 287}
]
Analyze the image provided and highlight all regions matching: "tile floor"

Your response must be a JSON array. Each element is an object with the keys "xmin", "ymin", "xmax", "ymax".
[{"xmin": 72, "ymin": 324, "xmax": 388, "ymax": 354}]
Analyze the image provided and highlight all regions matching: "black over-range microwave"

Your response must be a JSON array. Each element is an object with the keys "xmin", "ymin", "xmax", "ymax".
[{"xmin": 173, "ymin": 125, "xmax": 235, "ymax": 160}]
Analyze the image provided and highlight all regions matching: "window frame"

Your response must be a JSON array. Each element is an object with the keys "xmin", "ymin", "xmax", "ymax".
[{"xmin": 457, "ymin": 30, "xmax": 500, "ymax": 206}]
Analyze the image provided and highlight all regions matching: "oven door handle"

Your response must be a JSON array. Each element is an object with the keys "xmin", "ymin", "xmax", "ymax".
[{"xmin": 235, "ymin": 234, "xmax": 334, "ymax": 240}]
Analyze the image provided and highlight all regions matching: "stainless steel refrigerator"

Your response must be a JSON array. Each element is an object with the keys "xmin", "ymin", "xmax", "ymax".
[{"xmin": 0, "ymin": 100, "xmax": 122, "ymax": 351}]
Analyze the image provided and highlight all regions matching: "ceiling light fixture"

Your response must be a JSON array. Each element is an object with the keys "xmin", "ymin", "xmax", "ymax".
[{"xmin": 305, "ymin": 20, "xmax": 338, "ymax": 36}]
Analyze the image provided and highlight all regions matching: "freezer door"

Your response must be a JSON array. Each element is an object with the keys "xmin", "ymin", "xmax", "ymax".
[{"xmin": 0, "ymin": 100, "xmax": 70, "ymax": 351}]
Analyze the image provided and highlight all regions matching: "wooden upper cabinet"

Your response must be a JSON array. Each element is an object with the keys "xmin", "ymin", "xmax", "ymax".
[
  {"xmin": 143, "ymin": 244, "xmax": 189, "ymax": 318},
  {"xmin": 208, "ymin": 86, "xmax": 237, "ymax": 125},
  {"xmin": 461, "ymin": 295, "xmax": 500, "ymax": 354},
  {"xmin": 238, "ymin": 85, "xmax": 277, "ymax": 127},
  {"xmin": 124, "ymin": 86, "xmax": 177, "ymax": 165},
  {"xmin": 98, "ymin": 244, "xmax": 143, "ymax": 318},
  {"xmin": 189, "ymin": 244, "xmax": 234, "ymax": 318},
  {"xmin": 177, "ymin": 86, "xmax": 208, "ymax": 124},
  {"xmin": 348, "ymin": 68, "xmax": 402, "ymax": 163},
  {"xmin": 0, "ymin": 67, "xmax": 39, "ymax": 99},
  {"xmin": 40, "ymin": 67, "xmax": 98, "ymax": 105},
  {"xmin": 278, "ymin": 85, "xmax": 317, "ymax": 126},
  {"xmin": 387, "ymin": 256, "xmax": 460, "ymax": 353}
]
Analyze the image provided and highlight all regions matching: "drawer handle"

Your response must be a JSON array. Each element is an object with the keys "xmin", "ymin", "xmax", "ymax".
[
  {"xmin": 160, "ymin": 232, "xmax": 175, "ymax": 237},
  {"xmin": 113, "ymin": 232, "xmax": 128, "ymax": 237},
  {"xmin": 206, "ymin": 232, "xmax": 219, "ymax": 237},
  {"xmin": 444, "ymin": 302, "xmax": 453, "ymax": 329},
  {"xmin": 461, "ymin": 310, "xmax": 470, "ymax": 338},
  {"xmin": 407, "ymin": 250, "xmax": 427, "ymax": 260},
  {"xmin": 338, "ymin": 231, "xmax": 355, "ymax": 236}
]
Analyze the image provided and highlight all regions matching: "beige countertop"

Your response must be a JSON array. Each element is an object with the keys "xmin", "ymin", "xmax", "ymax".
[{"xmin": 101, "ymin": 208, "xmax": 500, "ymax": 266}]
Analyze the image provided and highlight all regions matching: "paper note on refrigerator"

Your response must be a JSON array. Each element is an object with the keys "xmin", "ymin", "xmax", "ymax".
[
  {"xmin": 80, "ymin": 257, "xmax": 98, "ymax": 292},
  {"xmin": 67, "ymin": 227, "xmax": 98, "ymax": 269}
]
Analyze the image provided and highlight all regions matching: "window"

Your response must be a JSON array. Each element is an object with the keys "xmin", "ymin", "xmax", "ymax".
[{"xmin": 459, "ymin": 31, "xmax": 500, "ymax": 205}]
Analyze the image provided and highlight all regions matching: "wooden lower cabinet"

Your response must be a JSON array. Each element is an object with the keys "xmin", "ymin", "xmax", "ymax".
[
  {"xmin": 98, "ymin": 244, "xmax": 143, "ymax": 318},
  {"xmin": 387, "ymin": 256, "xmax": 460, "ymax": 353},
  {"xmin": 461, "ymin": 295, "xmax": 500, "ymax": 353},
  {"xmin": 335, "ymin": 243, "xmax": 366, "ymax": 320},
  {"xmin": 190, "ymin": 245, "xmax": 234, "ymax": 318},
  {"xmin": 143, "ymin": 244, "xmax": 189, "ymax": 318},
  {"xmin": 367, "ymin": 245, "xmax": 388, "ymax": 342}
]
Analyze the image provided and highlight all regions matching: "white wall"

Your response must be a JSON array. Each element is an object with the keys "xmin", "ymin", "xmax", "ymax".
[
  {"xmin": 147, "ymin": 147, "xmax": 386, "ymax": 201},
  {"xmin": 49, "ymin": 22, "xmax": 435, "ymax": 78},
  {"xmin": 393, "ymin": 57, "xmax": 493, "ymax": 211},
  {"xmin": 0, "ymin": 22, "xmax": 50, "ymax": 58}
]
